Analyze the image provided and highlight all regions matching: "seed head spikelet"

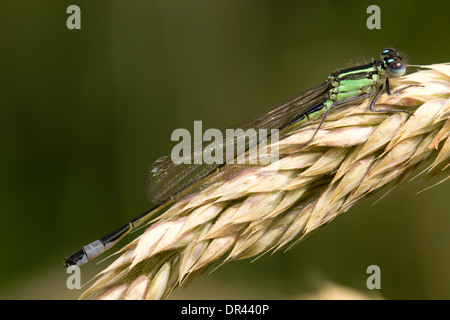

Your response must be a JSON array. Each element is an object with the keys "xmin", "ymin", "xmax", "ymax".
[{"xmin": 80, "ymin": 64, "xmax": 450, "ymax": 300}]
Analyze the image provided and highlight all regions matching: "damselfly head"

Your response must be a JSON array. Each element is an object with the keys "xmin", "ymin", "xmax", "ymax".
[
  {"xmin": 386, "ymin": 59, "xmax": 406, "ymax": 78},
  {"xmin": 380, "ymin": 48, "xmax": 405, "ymax": 78}
]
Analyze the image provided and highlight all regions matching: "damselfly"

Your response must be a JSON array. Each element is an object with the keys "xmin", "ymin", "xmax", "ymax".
[{"xmin": 64, "ymin": 47, "xmax": 413, "ymax": 268}]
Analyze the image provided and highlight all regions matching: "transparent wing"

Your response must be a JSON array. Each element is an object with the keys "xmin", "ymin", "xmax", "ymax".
[{"xmin": 145, "ymin": 81, "xmax": 330, "ymax": 203}]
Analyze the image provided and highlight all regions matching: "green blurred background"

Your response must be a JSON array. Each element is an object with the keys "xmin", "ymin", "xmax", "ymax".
[{"xmin": 0, "ymin": 0, "xmax": 448, "ymax": 299}]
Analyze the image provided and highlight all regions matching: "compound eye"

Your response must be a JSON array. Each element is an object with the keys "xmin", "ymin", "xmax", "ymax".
[
  {"xmin": 387, "ymin": 60, "xmax": 406, "ymax": 78},
  {"xmin": 380, "ymin": 47, "xmax": 397, "ymax": 60}
]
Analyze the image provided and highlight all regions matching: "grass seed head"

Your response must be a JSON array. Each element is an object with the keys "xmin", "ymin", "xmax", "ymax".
[{"xmin": 81, "ymin": 64, "xmax": 450, "ymax": 300}]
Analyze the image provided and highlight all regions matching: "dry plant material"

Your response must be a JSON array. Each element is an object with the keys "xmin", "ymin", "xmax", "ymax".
[{"xmin": 81, "ymin": 64, "xmax": 450, "ymax": 300}]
